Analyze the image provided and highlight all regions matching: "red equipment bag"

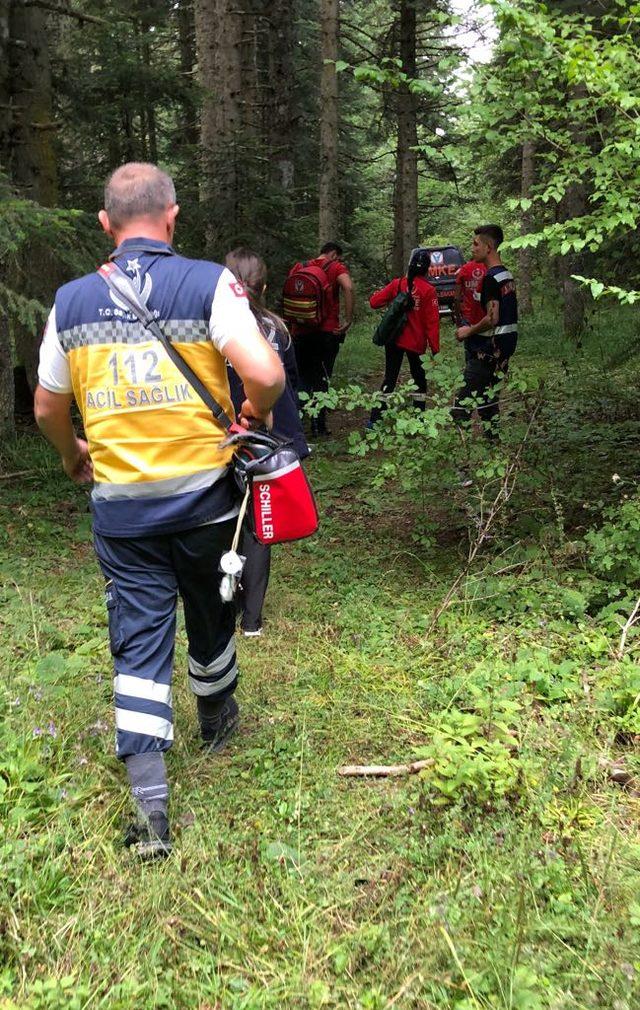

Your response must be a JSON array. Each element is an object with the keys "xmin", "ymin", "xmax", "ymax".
[
  {"xmin": 226, "ymin": 431, "xmax": 319, "ymax": 545},
  {"xmin": 282, "ymin": 261, "xmax": 330, "ymax": 328}
]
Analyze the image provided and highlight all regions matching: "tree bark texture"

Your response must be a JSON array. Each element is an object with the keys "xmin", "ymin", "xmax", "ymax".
[
  {"xmin": 8, "ymin": 1, "xmax": 59, "ymax": 393},
  {"xmin": 8, "ymin": 1, "xmax": 58, "ymax": 205},
  {"xmin": 267, "ymin": 0, "xmax": 296, "ymax": 196},
  {"xmin": 0, "ymin": 0, "xmax": 10, "ymax": 171},
  {"xmin": 518, "ymin": 140, "xmax": 535, "ymax": 316},
  {"xmin": 393, "ymin": 0, "xmax": 418, "ymax": 276},
  {"xmin": 195, "ymin": 0, "xmax": 243, "ymax": 257},
  {"xmin": 318, "ymin": 0, "xmax": 340, "ymax": 245},
  {"xmin": 176, "ymin": 0, "xmax": 200, "ymax": 149},
  {"xmin": 0, "ymin": 317, "xmax": 14, "ymax": 442}
]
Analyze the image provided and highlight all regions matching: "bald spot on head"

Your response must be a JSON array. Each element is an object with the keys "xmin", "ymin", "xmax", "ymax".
[{"xmin": 104, "ymin": 163, "xmax": 176, "ymax": 231}]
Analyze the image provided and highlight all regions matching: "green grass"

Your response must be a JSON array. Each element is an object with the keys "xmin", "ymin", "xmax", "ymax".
[{"xmin": 1, "ymin": 306, "xmax": 640, "ymax": 1009}]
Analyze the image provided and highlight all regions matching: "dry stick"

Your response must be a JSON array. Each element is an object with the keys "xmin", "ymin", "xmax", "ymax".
[
  {"xmin": 338, "ymin": 759, "xmax": 433, "ymax": 778},
  {"xmin": 0, "ymin": 470, "xmax": 36, "ymax": 480},
  {"xmin": 430, "ymin": 397, "xmax": 543, "ymax": 629},
  {"xmin": 617, "ymin": 595, "xmax": 640, "ymax": 659}
]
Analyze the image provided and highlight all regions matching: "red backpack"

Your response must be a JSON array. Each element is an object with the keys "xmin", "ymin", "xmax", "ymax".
[{"xmin": 282, "ymin": 260, "xmax": 331, "ymax": 329}]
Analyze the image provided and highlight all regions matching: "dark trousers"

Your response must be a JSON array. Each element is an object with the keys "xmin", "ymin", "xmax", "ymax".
[
  {"xmin": 94, "ymin": 519, "xmax": 237, "ymax": 759},
  {"xmin": 451, "ymin": 356, "xmax": 507, "ymax": 438},
  {"xmin": 238, "ymin": 525, "xmax": 271, "ymax": 633},
  {"xmin": 369, "ymin": 344, "xmax": 427, "ymax": 425},
  {"xmin": 294, "ymin": 331, "xmax": 341, "ymax": 433}
]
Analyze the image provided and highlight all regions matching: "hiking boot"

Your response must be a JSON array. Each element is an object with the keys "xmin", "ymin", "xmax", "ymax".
[
  {"xmin": 200, "ymin": 696, "xmax": 240, "ymax": 753},
  {"xmin": 124, "ymin": 810, "xmax": 171, "ymax": 861}
]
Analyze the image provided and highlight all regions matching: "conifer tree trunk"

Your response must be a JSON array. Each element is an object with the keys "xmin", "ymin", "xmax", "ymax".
[
  {"xmin": 0, "ymin": 0, "xmax": 10, "ymax": 170},
  {"xmin": 318, "ymin": 0, "xmax": 339, "ymax": 244},
  {"xmin": 8, "ymin": 1, "xmax": 59, "ymax": 393},
  {"xmin": 176, "ymin": 0, "xmax": 200, "ymax": 149},
  {"xmin": 195, "ymin": 0, "xmax": 242, "ymax": 256},
  {"xmin": 269, "ymin": 0, "xmax": 295, "ymax": 196},
  {"xmin": 518, "ymin": 140, "xmax": 535, "ymax": 316},
  {"xmin": 393, "ymin": 0, "xmax": 418, "ymax": 276},
  {"xmin": 9, "ymin": 2, "xmax": 58, "ymax": 205},
  {"xmin": 0, "ymin": 0, "xmax": 11, "ymax": 438}
]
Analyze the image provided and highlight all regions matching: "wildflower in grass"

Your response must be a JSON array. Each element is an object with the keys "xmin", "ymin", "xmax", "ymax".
[
  {"xmin": 33, "ymin": 727, "xmax": 43, "ymax": 737},
  {"xmin": 48, "ymin": 721, "xmax": 57, "ymax": 738}
]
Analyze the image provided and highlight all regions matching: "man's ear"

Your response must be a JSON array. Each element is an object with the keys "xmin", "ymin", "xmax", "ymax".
[
  {"xmin": 98, "ymin": 210, "xmax": 112, "ymax": 236},
  {"xmin": 167, "ymin": 204, "xmax": 179, "ymax": 239}
]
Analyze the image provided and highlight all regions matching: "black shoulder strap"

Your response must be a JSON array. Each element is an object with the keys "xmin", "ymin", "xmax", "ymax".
[{"xmin": 97, "ymin": 261, "xmax": 233, "ymax": 431}]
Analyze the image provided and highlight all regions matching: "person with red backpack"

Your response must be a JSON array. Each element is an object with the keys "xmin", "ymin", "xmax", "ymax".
[
  {"xmin": 367, "ymin": 248, "xmax": 440, "ymax": 428},
  {"xmin": 283, "ymin": 241, "xmax": 354, "ymax": 437}
]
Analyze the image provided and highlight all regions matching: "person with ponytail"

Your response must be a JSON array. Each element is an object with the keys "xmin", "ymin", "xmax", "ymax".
[
  {"xmin": 224, "ymin": 248, "xmax": 309, "ymax": 637},
  {"xmin": 367, "ymin": 248, "xmax": 440, "ymax": 428}
]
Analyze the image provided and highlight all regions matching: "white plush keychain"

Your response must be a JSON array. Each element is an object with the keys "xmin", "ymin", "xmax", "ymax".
[{"xmin": 219, "ymin": 486, "xmax": 250, "ymax": 602}]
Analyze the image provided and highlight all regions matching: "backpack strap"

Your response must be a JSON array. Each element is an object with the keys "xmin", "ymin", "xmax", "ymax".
[{"xmin": 97, "ymin": 261, "xmax": 235, "ymax": 432}]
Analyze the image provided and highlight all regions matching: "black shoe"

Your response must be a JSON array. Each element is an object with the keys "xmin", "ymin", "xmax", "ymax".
[
  {"xmin": 200, "ymin": 696, "xmax": 240, "ymax": 753},
  {"xmin": 124, "ymin": 810, "xmax": 171, "ymax": 860}
]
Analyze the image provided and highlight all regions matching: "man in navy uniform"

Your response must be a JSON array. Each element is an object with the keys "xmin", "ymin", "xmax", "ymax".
[
  {"xmin": 451, "ymin": 224, "xmax": 518, "ymax": 439},
  {"xmin": 34, "ymin": 163, "xmax": 285, "ymax": 859}
]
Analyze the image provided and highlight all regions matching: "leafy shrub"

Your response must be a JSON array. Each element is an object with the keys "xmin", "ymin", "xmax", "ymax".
[
  {"xmin": 415, "ymin": 691, "xmax": 525, "ymax": 806},
  {"xmin": 596, "ymin": 658, "xmax": 640, "ymax": 736},
  {"xmin": 585, "ymin": 494, "xmax": 640, "ymax": 587}
]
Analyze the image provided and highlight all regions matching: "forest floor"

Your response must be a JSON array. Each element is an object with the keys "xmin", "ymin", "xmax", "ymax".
[{"xmin": 1, "ymin": 305, "xmax": 640, "ymax": 1010}]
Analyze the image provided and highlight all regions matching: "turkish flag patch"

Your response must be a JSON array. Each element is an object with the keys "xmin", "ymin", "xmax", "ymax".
[{"xmin": 229, "ymin": 281, "xmax": 247, "ymax": 298}]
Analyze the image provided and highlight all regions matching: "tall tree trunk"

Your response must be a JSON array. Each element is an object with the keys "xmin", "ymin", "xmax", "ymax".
[
  {"xmin": 0, "ymin": 0, "xmax": 10, "ymax": 172},
  {"xmin": 268, "ymin": 0, "xmax": 296, "ymax": 197},
  {"xmin": 0, "ymin": 315, "xmax": 13, "ymax": 442},
  {"xmin": 392, "ymin": 0, "xmax": 418, "ymax": 276},
  {"xmin": 518, "ymin": 140, "xmax": 535, "ymax": 316},
  {"xmin": 0, "ymin": 0, "xmax": 13, "ymax": 438},
  {"xmin": 176, "ymin": 0, "xmax": 200, "ymax": 149},
  {"xmin": 8, "ymin": 2, "xmax": 58, "ymax": 205},
  {"xmin": 318, "ymin": 0, "xmax": 339, "ymax": 244},
  {"xmin": 9, "ymin": 1, "xmax": 59, "ymax": 393},
  {"xmin": 195, "ymin": 0, "xmax": 242, "ymax": 256}
]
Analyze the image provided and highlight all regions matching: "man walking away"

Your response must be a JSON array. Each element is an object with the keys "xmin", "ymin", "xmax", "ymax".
[
  {"xmin": 34, "ymin": 163, "xmax": 285, "ymax": 859},
  {"xmin": 285, "ymin": 241, "xmax": 354, "ymax": 436},
  {"xmin": 451, "ymin": 224, "xmax": 518, "ymax": 440}
]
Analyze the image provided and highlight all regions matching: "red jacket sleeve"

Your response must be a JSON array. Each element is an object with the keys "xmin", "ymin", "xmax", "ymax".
[
  {"xmin": 422, "ymin": 285, "xmax": 440, "ymax": 354},
  {"xmin": 369, "ymin": 278, "xmax": 401, "ymax": 310}
]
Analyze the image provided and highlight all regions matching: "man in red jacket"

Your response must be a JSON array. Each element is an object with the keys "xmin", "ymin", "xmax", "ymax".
[
  {"xmin": 367, "ymin": 249, "xmax": 440, "ymax": 427},
  {"xmin": 291, "ymin": 242, "xmax": 354, "ymax": 437},
  {"xmin": 454, "ymin": 258, "xmax": 487, "ymax": 333}
]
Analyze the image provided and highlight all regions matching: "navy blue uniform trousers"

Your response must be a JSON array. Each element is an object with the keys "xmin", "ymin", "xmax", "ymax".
[{"xmin": 94, "ymin": 519, "xmax": 237, "ymax": 759}]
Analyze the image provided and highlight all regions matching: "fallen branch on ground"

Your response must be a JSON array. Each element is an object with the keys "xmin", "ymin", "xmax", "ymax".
[{"xmin": 338, "ymin": 759, "xmax": 433, "ymax": 778}]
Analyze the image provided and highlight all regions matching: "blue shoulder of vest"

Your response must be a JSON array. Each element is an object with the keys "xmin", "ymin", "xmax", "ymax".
[{"xmin": 54, "ymin": 256, "xmax": 227, "ymax": 332}]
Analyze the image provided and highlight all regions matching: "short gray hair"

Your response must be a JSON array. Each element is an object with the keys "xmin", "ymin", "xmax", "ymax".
[{"xmin": 104, "ymin": 163, "xmax": 176, "ymax": 229}]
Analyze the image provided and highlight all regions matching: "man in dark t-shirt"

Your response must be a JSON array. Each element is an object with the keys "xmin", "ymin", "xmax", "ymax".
[
  {"xmin": 291, "ymin": 241, "xmax": 354, "ymax": 436},
  {"xmin": 451, "ymin": 224, "xmax": 518, "ymax": 439}
]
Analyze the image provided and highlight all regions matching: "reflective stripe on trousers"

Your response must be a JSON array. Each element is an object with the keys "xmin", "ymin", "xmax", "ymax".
[{"xmin": 94, "ymin": 519, "xmax": 238, "ymax": 758}]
